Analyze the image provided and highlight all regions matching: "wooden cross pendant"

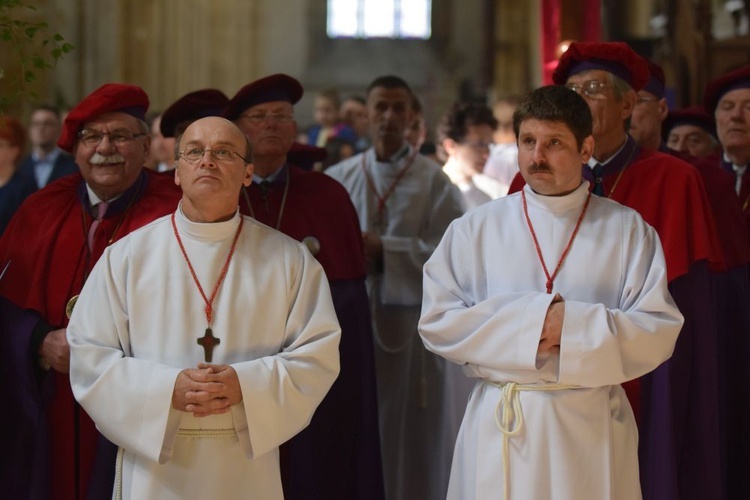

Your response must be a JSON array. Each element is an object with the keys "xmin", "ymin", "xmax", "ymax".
[{"xmin": 197, "ymin": 327, "xmax": 221, "ymax": 363}]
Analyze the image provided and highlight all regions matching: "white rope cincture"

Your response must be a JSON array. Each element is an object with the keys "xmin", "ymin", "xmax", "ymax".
[
  {"xmin": 177, "ymin": 428, "xmax": 238, "ymax": 438},
  {"xmin": 488, "ymin": 381, "xmax": 577, "ymax": 500},
  {"xmin": 113, "ymin": 446, "xmax": 124, "ymax": 500}
]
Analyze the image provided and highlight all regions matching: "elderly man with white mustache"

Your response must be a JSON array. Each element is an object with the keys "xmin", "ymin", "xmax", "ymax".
[{"xmin": 0, "ymin": 83, "xmax": 181, "ymax": 500}]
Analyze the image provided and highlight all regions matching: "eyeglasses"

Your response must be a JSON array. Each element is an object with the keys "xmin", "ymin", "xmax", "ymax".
[
  {"xmin": 565, "ymin": 80, "xmax": 609, "ymax": 98},
  {"xmin": 179, "ymin": 147, "xmax": 245, "ymax": 163},
  {"xmin": 239, "ymin": 112, "xmax": 294, "ymax": 124},
  {"xmin": 77, "ymin": 129, "xmax": 147, "ymax": 147}
]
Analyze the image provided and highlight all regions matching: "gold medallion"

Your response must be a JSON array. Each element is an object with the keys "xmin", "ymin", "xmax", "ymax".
[{"xmin": 66, "ymin": 295, "xmax": 79, "ymax": 319}]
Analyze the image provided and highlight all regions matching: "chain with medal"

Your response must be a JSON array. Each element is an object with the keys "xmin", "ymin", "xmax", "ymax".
[
  {"xmin": 171, "ymin": 211, "xmax": 243, "ymax": 362},
  {"xmin": 361, "ymin": 149, "xmax": 418, "ymax": 233},
  {"xmin": 66, "ymin": 178, "xmax": 143, "ymax": 319},
  {"xmin": 241, "ymin": 171, "xmax": 321, "ymax": 256}
]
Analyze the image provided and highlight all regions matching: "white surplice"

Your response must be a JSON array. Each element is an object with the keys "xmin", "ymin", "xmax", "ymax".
[
  {"xmin": 418, "ymin": 182, "xmax": 684, "ymax": 500},
  {"xmin": 67, "ymin": 206, "xmax": 341, "ymax": 500},
  {"xmin": 326, "ymin": 147, "xmax": 467, "ymax": 500}
]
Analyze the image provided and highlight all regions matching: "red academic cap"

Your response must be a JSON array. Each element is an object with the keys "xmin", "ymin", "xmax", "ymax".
[
  {"xmin": 58, "ymin": 83, "xmax": 149, "ymax": 152},
  {"xmin": 287, "ymin": 142, "xmax": 327, "ymax": 171},
  {"xmin": 160, "ymin": 89, "xmax": 229, "ymax": 138},
  {"xmin": 223, "ymin": 74, "xmax": 304, "ymax": 121},
  {"xmin": 662, "ymin": 105, "xmax": 717, "ymax": 138},
  {"xmin": 703, "ymin": 64, "xmax": 750, "ymax": 112},
  {"xmin": 552, "ymin": 41, "xmax": 650, "ymax": 91},
  {"xmin": 643, "ymin": 60, "xmax": 666, "ymax": 98}
]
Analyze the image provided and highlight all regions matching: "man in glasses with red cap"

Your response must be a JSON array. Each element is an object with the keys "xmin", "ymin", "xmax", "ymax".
[
  {"xmin": 224, "ymin": 74, "xmax": 384, "ymax": 500},
  {"xmin": 0, "ymin": 83, "xmax": 181, "ymax": 499},
  {"xmin": 510, "ymin": 42, "xmax": 725, "ymax": 500}
]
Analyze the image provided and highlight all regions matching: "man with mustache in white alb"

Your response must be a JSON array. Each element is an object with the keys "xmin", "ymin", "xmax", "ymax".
[{"xmin": 0, "ymin": 83, "xmax": 181, "ymax": 500}]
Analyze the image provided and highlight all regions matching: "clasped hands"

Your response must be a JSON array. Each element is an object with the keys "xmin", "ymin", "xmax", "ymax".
[
  {"xmin": 539, "ymin": 293, "xmax": 565, "ymax": 355},
  {"xmin": 172, "ymin": 363, "xmax": 243, "ymax": 418}
]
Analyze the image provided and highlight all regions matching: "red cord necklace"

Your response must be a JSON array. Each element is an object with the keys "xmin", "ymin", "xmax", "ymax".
[
  {"xmin": 522, "ymin": 189, "xmax": 592, "ymax": 294},
  {"xmin": 171, "ymin": 211, "xmax": 244, "ymax": 362},
  {"xmin": 361, "ymin": 149, "xmax": 417, "ymax": 229}
]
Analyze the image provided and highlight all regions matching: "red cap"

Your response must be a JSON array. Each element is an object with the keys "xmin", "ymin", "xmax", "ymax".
[
  {"xmin": 161, "ymin": 89, "xmax": 229, "ymax": 138},
  {"xmin": 663, "ymin": 105, "xmax": 716, "ymax": 138},
  {"xmin": 58, "ymin": 83, "xmax": 149, "ymax": 152},
  {"xmin": 643, "ymin": 60, "xmax": 666, "ymax": 98},
  {"xmin": 224, "ymin": 74, "xmax": 303, "ymax": 121},
  {"xmin": 703, "ymin": 64, "xmax": 750, "ymax": 112},
  {"xmin": 552, "ymin": 41, "xmax": 650, "ymax": 91}
]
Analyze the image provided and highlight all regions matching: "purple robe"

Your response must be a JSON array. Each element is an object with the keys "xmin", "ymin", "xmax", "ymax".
[{"xmin": 0, "ymin": 298, "xmax": 50, "ymax": 499}]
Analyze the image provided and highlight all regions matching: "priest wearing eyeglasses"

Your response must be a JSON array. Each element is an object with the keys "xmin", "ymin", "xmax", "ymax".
[
  {"xmin": 0, "ymin": 83, "xmax": 182, "ymax": 499},
  {"xmin": 67, "ymin": 116, "xmax": 341, "ymax": 499}
]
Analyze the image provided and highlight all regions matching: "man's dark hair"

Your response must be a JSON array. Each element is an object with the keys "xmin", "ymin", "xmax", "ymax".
[
  {"xmin": 513, "ymin": 85, "xmax": 593, "ymax": 149},
  {"xmin": 366, "ymin": 75, "xmax": 413, "ymax": 97},
  {"xmin": 437, "ymin": 102, "xmax": 498, "ymax": 143}
]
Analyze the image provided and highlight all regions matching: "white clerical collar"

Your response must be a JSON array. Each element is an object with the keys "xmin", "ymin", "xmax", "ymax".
[
  {"xmin": 523, "ymin": 180, "xmax": 591, "ymax": 213},
  {"xmin": 587, "ymin": 140, "xmax": 627, "ymax": 169},
  {"xmin": 176, "ymin": 201, "xmax": 242, "ymax": 241},
  {"xmin": 86, "ymin": 185, "xmax": 123, "ymax": 208},
  {"xmin": 723, "ymin": 152, "xmax": 748, "ymax": 175}
]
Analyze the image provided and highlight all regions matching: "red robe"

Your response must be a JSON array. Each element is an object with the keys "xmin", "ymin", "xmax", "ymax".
[
  {"xmin": 0, "ymin": 169, "xmax": 181, "ymax": 499},
  {"xmin": 241, "ymin": 164, "xmax": 384, "ymax": 500},
  {"xmin": 683, "ymin": 152, "xmax": 750, "ymax": 268},
  {"xmin": 510, "ymin": 143, "xmax": 725, "ymax": 500}
]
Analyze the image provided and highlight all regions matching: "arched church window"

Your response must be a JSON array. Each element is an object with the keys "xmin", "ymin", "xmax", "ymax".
[{"xmin": 327, "ymin": 0, "xmax": 432, "ymax": 39}]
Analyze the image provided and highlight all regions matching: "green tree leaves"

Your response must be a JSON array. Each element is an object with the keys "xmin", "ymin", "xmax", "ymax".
[{"xmin": 0, "ymin": 0, "xmax": 73, "ymax": 111}]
